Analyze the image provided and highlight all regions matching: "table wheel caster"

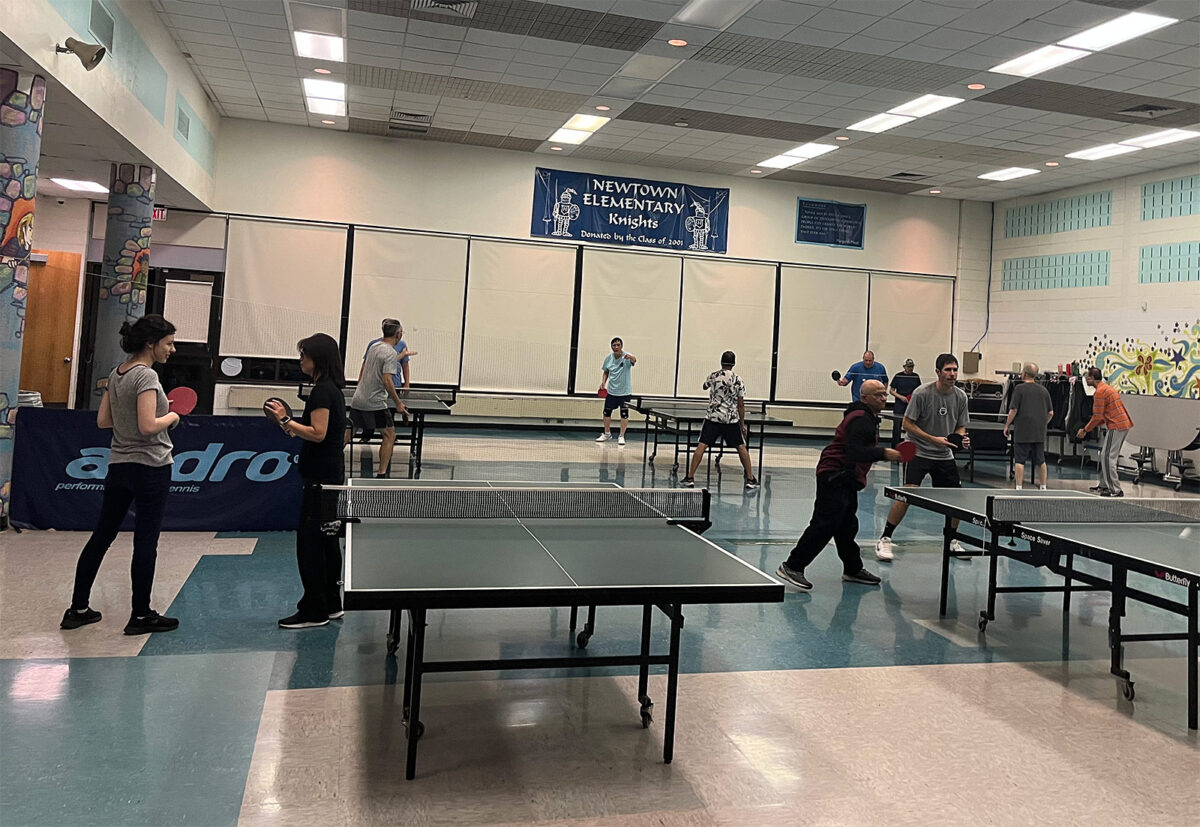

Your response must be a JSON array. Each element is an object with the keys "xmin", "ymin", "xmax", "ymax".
[
  {"xmin": 1121, "ymin": 681, "xmax": 1135, "ymax": 702},
  {"xmin": 639, "ymin": 697, "xmax": 653, "ymax": 728},
  {"xmin": 576, "ymin": 630, "xmax": 591, "ymax": 648},
  {"xmin": 386, "ymin": 634, "xmax": 399, "ymax": 655},
  {"xmin": 978, "ymin": 613, "xmax": 989, "ymax": 632},
  {"xmin": 404, "ymin": 719, "xmax": 425, "ymax": 739}
]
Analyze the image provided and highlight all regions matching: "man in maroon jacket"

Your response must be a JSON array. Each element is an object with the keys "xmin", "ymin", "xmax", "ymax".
[{"xmin": 776, "ymin": 379, "xmax": 902, "ymax": 590}]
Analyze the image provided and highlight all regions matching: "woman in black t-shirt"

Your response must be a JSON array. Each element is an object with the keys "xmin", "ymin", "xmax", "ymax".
[{"xmin": 266, "ymin": 332, "xmax": 347, "ymax": 628}]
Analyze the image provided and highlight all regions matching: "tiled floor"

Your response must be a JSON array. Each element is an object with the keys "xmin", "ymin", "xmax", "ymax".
[{"xmin": 2, "ymin": 432, "xmax": 1197, "ymax": 826}]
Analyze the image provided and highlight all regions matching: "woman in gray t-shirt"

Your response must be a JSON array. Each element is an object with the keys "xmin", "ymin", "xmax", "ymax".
[{"xmin": 61, "ymin": 315, "xmax": 183, "ymax": 636}]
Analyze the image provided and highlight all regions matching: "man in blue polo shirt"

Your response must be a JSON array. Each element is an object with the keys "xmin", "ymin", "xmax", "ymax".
[{"xmin": 838, "ymin": 350, "xmax": 888, "ymax": 402}]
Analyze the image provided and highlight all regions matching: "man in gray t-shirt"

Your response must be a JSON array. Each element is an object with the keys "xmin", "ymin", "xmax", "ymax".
[
  {"xmin": 1004, "ymin": 362, "xmax": 1053, "ymax": 490},
  {"xmin": 349, "ymin": 319, "xmax": 408, "ymax": 477},
  {"xmin": 875, "ymin": 353, "xmax": 971, "ymax": 562}
]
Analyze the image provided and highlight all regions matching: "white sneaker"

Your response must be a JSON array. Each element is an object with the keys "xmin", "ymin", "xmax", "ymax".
[
  {"xmin": 950, "ymin": 539, "xmax": 970, "ymax": 559},
  {"xmin": 618, "ymin": 435, "xmax": 626, "ymax": 445},
  {"xmin": 595, "ymin": 433, "xmax": 612, "ymax": 442},
  {"xmin": 875, "ymin": 536, "xmax": 894, "ymax": 561}
]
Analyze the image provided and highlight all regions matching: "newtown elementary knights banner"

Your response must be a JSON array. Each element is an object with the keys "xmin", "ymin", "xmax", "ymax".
[
  {"xmin": 532, "ymin": 167, "xmax": 729, "ymax": 254},
  {"xmin": 11, "ymin": 410, "xmax": 300, "ymax": 531},
  {"xmin": 796, "ymin": 197, "xmax": 866, "ymax": 250}
]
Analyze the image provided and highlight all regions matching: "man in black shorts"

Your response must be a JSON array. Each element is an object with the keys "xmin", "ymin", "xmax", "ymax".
[
  {"xmin": 596, "ymin": 337, "xmax": 636, "ymax": 445},
  {"xmin": 680, "ymin": 351, "xmax": 759, "ymax": 491},
  {"xmin": 875, "ymin": 353, "xmax": 970, "ymax": 561},
  {"xmin": 1004, "ymin": 361, "xmax": 1053, "ymax": 490},
  {"xmin": 348, "ymin": 319, "xmax": 408, "ymax": 477}
]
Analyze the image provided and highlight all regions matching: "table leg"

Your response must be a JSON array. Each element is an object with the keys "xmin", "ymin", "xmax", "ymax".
[
  {"xmin": 1188, "ymin": 588, "xmax": 1197, "ymax": 730},
  {"xmin": 412, "ymin": 414, "xmax": 423, "ymax": 472},
  {"xmin": 405, "ymin": 608, "xmax": 427, "ymax": 780},
  {"xmin": 1108, "ymin": 568, "xmax": 1134, "ymax": 701},
  {"xmin": 757, "ymin": 413, "xmax": 765, "ymax": 479},
  {"xmin": 637, "ymin": 605, "xmax": 653, "ymax": 727},
  {"xmin": 663, "ymin": 604, "xmax": 683, "ymax": 764},
  {"xmin": 979, "ymin": 527, "xmax": 1000, "ymax": 631},
  {"xmin": 938, "ymin": 516, "xmax": 952, "ymax": 617},
  {"xmin": 1062, "ymin": 551, "xmax": 1074, "ymax": 614}
]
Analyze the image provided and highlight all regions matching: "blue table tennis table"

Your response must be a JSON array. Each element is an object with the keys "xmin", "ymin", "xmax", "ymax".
[
  {"xmin": 332, "ymin": 479, "xmax": 784, "ymax": 779},
  {"xmin": 885, "ymin": 486, "xmax": 1199, "ymax": 729}
]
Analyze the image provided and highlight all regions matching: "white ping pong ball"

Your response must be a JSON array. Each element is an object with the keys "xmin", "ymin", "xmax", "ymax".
[{"xmin": 1180, "ymin": 527, "xmax": 1192, "ymax": 539}]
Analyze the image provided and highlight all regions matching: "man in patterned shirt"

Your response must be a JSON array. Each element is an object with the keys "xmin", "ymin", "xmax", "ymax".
[{"xmin": 680, "ymin": 351, "xmax": 759, "ymax": 491}]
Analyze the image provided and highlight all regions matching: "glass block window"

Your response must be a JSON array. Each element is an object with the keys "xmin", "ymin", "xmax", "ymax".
[
  {"xmin": 1004, "ymin": 191, "xmax": 1111, "ymax": 238},
  {"xmin": 1001, "ymin": 251, "xmax": 1110, "ymax": 291}
]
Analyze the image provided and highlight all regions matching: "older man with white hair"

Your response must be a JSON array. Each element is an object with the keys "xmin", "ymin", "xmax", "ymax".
[{"xmin": 1004, "ymin": 362, "xmax": 1054, "ymax": 490}]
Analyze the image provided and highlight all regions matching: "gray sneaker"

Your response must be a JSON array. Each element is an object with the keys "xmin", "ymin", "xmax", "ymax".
[
  {"xmin": 842, "ymin": 569, "xmax": 882, "ymax": 586},
  {"xmin": 776, "ymin": 563, "xmax": 812, "ymax": 590},
  {"xmin": 679, "ymin": 477, "xmax": 695, "ymax": 488}
]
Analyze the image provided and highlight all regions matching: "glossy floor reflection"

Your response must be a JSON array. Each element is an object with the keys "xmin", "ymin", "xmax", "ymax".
[{"xmin": 2, "ymin": 430, "xmax": 1197, "ymax": 826}]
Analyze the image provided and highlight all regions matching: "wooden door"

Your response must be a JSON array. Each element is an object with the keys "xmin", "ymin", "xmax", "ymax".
[{"xmin": 19, "ymin": 250, "xmax": 82, "ymax": 405}]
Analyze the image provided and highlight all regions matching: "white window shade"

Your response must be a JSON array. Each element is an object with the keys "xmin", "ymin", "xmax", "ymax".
[
  {"xmin": 346, "ymin": 230, "xmax": 467, "ymax": 384},
  {"xmin": 461, "ymin": 240, "xmax": 576, "ymax": 393},
  {"xmin": 220, "ymin": 219, "xmax": 346, "ymax": 359},
  {"xmin": 677, "ymin": 259, "xmax": 775, "ymax": 399},
  {"xmin": 576, "ymin": 249, "xmax": 680, "ymax": 397},
  {"xmin": 867, "ymin": 273, "xmax": 954, "ymax": 382},
  {"xmin": 776, "ymin": 267, "xmax": 868, "ymax": 402},
  {"xmin": 162, "ymin": 279, "xmax": 211, "ymax": 344}
]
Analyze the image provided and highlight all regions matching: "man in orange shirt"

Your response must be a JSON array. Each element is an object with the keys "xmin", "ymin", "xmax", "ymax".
[{"xmin": 1076, "ymin": 367, "xmax": 1134, "ymax": 497}]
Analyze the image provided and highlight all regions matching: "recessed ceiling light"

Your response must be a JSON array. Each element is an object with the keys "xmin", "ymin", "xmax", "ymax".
[
  {"xmin": 750, "ymin": 169, "xmax": 763, "ymax": 174},
  {"xmin": 321, "ymin": 119, "xmax": 335, "ymax": 125},
  {"xmin": 1058, "ymin": 12, "xmax": 1177, "ymax": 52},
  {"xmin": 929, "ymin": 189, "xmax": 942, "ymax": 194},
  {"xmin": 990, "ymin": 44, "xmax": 1088, "ymax": 77},
  {"xmin": 674, "ymin": 121, "xmax": 689, "ymax": 127},
  {"xmin": 303, "ymin": 77, "xmax": 345, "ymax": 100},
  {"xmin": 293, "ymin": 31, "xmax": 344, "ymax": 62},
  {"xmin": 967, "ymin": 83, "xmax": 985, "ymax": 90},
  {"xmin": 667, "ymin": 39, "xmax": 688, "ymax": 47},
  {"xmin": 758, "ymin": 154, "xmax": 803, "ymax": 169},
  {"xmin": 978, "ymin": 167, "xmax": 1040, "ymax": 181},
  {"xmin": 549, "ymin": 127, "xmax": 591, "ymax": 145},
  {"xmin": 314, "ymin": 67, "xmax": 332, "ymax": 75},
  {"xmin": 1120, "ymin": 128, "xmax": 1200, "ymax": 149},
  {"xmin": 1065, "ymin": 143, "xmax": 1141, "ymax": 160},
  {"xmin": 550, "ymin": 146, "xmax": 563, "ymax": 151},
  {"xmin": 595, "ymin": 105, "xmax": 611, "ymax": 111},
  {"xmin": 834, "ymin": 135, "xmax": 849, "ymax": 141},
  {"xmin": 887, "ymin": 94, "xmax": 963, "ymax": 118},
  {"xmin": 783, "ymin": 143, "xmax": 838, "ymax": 159},
  {"xmin": 848, "ymin": 113, "xmax": 915, "ymax": 133},
  {"xmin": 1045, "ymin": 161, "xmax": 1060, "ymax": 167},
  {"xmin": 306, "ymin": 98, "xmax": 345, "ymax": 116},
  {"xmin": 50, "ymin": 177, "xmax": 108, "ymax": 193},
  {"xmin": 564, "ymin": 113, "xmax": 610, "ymax": 132},
  {"xmin": 670, "ymin": 0, "xmax": 758, "ymax": 29}
]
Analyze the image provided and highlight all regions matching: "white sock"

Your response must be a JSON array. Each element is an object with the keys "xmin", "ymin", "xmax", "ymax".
[
  {"xmin": 1039, "ymin": 485, "xmax": 1047, "ymax": 490},
  {"xmin": 1015, "ymin": 484, "xmax": 1022, "ymax": 490}
]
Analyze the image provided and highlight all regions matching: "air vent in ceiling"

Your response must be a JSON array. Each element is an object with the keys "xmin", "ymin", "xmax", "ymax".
[
  {"xmin": 1115, "ymin": 103, "xmax": 1182, "ymax": 119},
  {"xmin": 887, "ymin": 172, "xmax": 929, "ymax": 181},
  {"xmin": 412, "ymin": 0, "xmax": 478, "ymax": 18},
  {"xmin": 388, "ymin": 111, "xmax": 432, "ymax": 134}
]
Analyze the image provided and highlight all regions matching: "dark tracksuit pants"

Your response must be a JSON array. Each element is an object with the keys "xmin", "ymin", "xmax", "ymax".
[
  {"xmin": 295, "ymin": 478, "xmax": 344, "ymax": 619},
  {"xmin": 784, "ymin": 472, "xmax": 864, "ymax": 574}
]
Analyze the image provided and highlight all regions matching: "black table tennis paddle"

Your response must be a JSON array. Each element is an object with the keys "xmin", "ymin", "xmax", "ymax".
[{"xmin": 831, "ymin": 370, "xmax": 841, "ymax": 382}]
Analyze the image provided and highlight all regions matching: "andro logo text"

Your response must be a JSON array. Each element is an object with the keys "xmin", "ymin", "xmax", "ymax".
[{"xmin": 62, "ymin": 444, "xmax": 296, "ymax": 484}]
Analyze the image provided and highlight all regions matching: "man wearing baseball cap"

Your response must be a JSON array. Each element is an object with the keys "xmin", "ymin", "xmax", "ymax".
[{"xmin": 887, "ymin": 358, "xmax": 922, "ymax": 447}]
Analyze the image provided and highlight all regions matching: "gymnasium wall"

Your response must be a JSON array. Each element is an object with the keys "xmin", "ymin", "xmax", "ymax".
[{"xmin": 981, "ymin": 162, "xmax": 1200, "ymax": 396}]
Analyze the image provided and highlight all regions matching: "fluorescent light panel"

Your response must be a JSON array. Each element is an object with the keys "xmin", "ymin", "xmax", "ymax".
[
  {"xmin": 563, "ymin": 114, "xmax": 610, "ymax": 132},
  {"xmin": 887, "ymin": 94, "xmax": 963, "ymax": 118},
  {"xmin": 306, "ymin": 97, "xmax": 345, "ymax": 116},
  {"xmin": 670, "ymin": 0, "xmax": 758, "ymax": 29},
  {"xmin": 990, "ymin": 44, "xmax": 1088, "ymax": 77},
  {"xmin": 1065, "ymin": 143, "xmax": 1141, "ymax": 160},
  {"xmin": 1120, "ymin": 129, "xmax": 1200, "ymax": 149},
  {"xmin": 293, "ymin": 31, "xmax": 344, "ymax": 62},
  {"xmin": 784, "ymin": 143, "xmax": 838, "ymax": 159},
  {"xmin": 758, "ymin": 154, "xmax": 801, "ymax": 169},
  {"xmin": 302, "ymin": 77, "xmax": 344, "ymax": 100},
  {"xmin": 847, "ymin": 113, "xmax": 914, "ymax": 133},
  {"xmin": 1059, "ymin": 12, "xmax": 1177, "ymax": 52},
  {"xmin": 548, "ymin": 128, "xmax": 591, "ymax": 145},
  {"xmin": 978, "ymin": 167, "xmax": 1040, "ymax": 181},
  {"xmin": 50, "ymin": 177, "xmax": 107, "ymax": 193}
]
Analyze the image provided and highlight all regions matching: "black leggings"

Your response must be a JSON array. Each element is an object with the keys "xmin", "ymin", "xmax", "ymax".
[
  {"xmin": 295, "ymin": 479, "xmax": 344, "ymax": 619},
  {"xmin": 71, "ymin": 462, "xmax": 172, "ymax": 617}
]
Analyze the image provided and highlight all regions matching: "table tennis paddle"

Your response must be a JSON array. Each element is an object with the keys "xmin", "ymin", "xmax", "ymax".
[
  {"xmin": 167, "ymin": 386, "xmax": 198, "ymax": 415},
  {"xmin": 896, "ymin": 440, "xmax": 917, "ymax": 462},
  {"xmin": 831, "ymin": 370, "xmax": 842, "ymax": 382},
  {"xmin": 263, "ymin": 397, "xmax": 294, "ymax": 422},
  {"xmin": 598, "ymin": 387, "xmax": 608, "ymax": 398},
  {"xmin": 946, "ymin": 433, "xmax": 965, "ymax": 450}
]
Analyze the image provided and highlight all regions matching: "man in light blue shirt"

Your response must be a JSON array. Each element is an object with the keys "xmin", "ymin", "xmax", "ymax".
[
  {"xmin": 596, "ymin": 337, "xmax": 636, "ymax": 445},
  {"xmin": 838, "ymin": 350, "xmax": 888, "ymax": 402}
]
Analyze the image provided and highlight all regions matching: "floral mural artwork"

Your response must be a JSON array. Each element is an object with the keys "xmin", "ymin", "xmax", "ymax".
[{"xmin": 1080, "ymin": 319, "xmax": 1200, "ymax": 398}]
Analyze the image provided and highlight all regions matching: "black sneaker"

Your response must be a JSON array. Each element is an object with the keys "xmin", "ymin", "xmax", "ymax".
[
  {"xmin": 123, "ymin": 610, "xmax": 179, "ymax": 635},
  {"xmin": 679, "ymin": 477, "xmax": 695, "ymax": 488},
  {"xmin": 744, "ymin": 476, "xmax": 760, "ymax": 491},
  {"xmin": 61, "ymin": 607, "xmax": 102, "ymax": 629},
  {"xmin": 1100, "ymin": 490, "xmax": 1124, "ymax": 498},
  {"xmin": 1088, "ymin": 485, "xmax": 1106, "ymax": 492},
  {"xmin": 842, "ymin": 569, "xmax": 882, "ymax": 586},
  {"xmin": 776, "ymin": 563, "xmax": 812, "ymax": 590},
  {"xmin": 279, "ymin": 612, "xmax": 329, "ymax": 629},
  {"xmin": 328, "ymin": 610, "xmax": 345, "ymax": 620}
]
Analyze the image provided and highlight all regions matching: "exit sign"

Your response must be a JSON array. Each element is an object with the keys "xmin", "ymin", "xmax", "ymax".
[{"xmin": 152, "ymin": 207, "xmax": 168, "ymax": 221}]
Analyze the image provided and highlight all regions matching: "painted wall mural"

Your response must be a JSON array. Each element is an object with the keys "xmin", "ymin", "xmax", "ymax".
[
  {"xmin": 0, "ymin": 68, "xmax": 46, "ymax": 522},
  {"xmin": 1081, "ymin": 318, "xmax": 1200, "ymax": 398}
]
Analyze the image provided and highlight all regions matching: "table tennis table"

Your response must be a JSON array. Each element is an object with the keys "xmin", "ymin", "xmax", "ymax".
[
  {"xmin": 634, "ymin": 396, "xmax": 791, "ymax": 479},
  {"xmin": 331, "ymin": 478, "xmax": 785, "ymax": 779},
  {"xmin": 300, "ymin": 384, "xmax": 453, "ymax": 473},
  {"xmin": 885, "ymin": 486, "xmax": 1199, "ymax": 729}
]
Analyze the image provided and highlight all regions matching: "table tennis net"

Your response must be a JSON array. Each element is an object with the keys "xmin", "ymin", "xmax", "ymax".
[
  {"xmin": 989, "ymin": 496, "xmax": 1200, "ymax": 525},
  {"xmin": 322, "ymin": 486, "xmax": 709, "ymax": 521}
]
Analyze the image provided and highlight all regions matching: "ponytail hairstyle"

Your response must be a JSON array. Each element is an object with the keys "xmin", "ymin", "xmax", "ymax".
[
  {"xmin": 119, "ymin": 314, "xmax": 176, "ymax": 354},
  {"xmin": 297, "ymin": 332, "xmax": 345, "ymax": 388}
]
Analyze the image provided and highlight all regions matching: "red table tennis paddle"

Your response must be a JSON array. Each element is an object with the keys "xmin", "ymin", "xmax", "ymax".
[
  {"xmin": 167, "ymin": 386, "xmax": 198, "ymax": 415},
  {"xmin": 598, "ymin": 387, "xmax": 608, "ymax": 398},
  {"xmin": 896, "ymin": 440, "xmax": 918, "ymax": 462}
]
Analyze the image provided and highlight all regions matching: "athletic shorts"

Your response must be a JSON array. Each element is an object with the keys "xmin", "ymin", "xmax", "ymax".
[
  {"xmin": 603, "ymin": 394, "xmax": 631, "ymax": 417},
  {"xmin": 1013, "ymin": 442, "xmax": 1046, "ymax": 466},
  {"xmin": 350, "ymin": 407, "xmax": 394, "ymax": 437},
  {"xmin": 699, "ymin": 419, "xmax": 744, "ymax": 448},
  {"xmin": 904, "ymin": 456, "xmax": 961, "ymax": 487}
]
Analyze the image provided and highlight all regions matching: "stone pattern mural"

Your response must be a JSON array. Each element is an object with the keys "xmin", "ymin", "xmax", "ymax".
[{"xmin": 1082, "ymin": 318, "xmax": 1200, "ymax": 398}]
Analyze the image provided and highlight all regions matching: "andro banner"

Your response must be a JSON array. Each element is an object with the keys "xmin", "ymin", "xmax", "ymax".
[
  {"xmin": 532, "ymin": 167, "xmax": 728, "ymax": 253},
  {"xmin": 10, "ymin": 409, "xmax": 301, "ymax": 531},
  {"xmin": 796, "ymin": 197, "xmax": 866, "ymax": 250}
]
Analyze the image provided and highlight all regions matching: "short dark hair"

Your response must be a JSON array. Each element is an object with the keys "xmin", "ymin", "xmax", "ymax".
[
  {"xmin": 119, "ymin": 314, "xmax": 175, "ymax": 354},
  {"xmin": 298, "ymin": 333, "xmax": 345, "ymax": 388},
  {"xmin": 611, "ymin": 337, "xmax": 622, "ymax": 346},
  {"xmin": 935, "ymin": 353, "xmax": 958, "ymax": 371},
  {"xmin": 381, "ymin": 318, "xmax": 401, "ymax": 337},
  {"xmin": 1087, "ymin": 367, "xmax": 1103, "ymax": 381},
  {"xmin": 721, "ymin": 350, "xmax": 736, "ymax": 367}
]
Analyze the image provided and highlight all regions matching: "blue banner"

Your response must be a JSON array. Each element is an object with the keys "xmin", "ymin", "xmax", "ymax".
[
  {"xmin": 532, "ymin": 167, "xmax": 728, "ymax": 253},
  {"xmin": 11, "ymin": 410, "xmax": 301, "ymax": 531},
  {"xmin": 796, "ymin": 198, "xmax": 866, "ymax": 249}
]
